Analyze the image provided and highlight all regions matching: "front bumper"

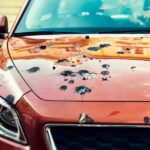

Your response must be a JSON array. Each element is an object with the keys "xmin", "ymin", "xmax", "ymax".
[
  {"xmin": 2, "ymin": 91, "xmax": 150, "ymax": 150},
  {"xmin": 0, "ymin": 137, "xmax": 30, "ymax": 150}
]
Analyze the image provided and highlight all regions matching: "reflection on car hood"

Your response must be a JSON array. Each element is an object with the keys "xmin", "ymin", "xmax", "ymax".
[{"xmin": 7, "ymin": 34, "xmax": 150, "ymax": 101}]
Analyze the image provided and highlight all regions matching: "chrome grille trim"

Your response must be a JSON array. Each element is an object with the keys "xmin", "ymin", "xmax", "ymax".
[
  {"xmin": 45, "ymin": 123, "xmax": 150, "ymax": 150},
  {"xmin": 46, "ymin": 127, "xmax": 57, "ymax": 150},
  {"xmin": 45, "ymin": 123, "xmax": 150, "ymax": 128}
]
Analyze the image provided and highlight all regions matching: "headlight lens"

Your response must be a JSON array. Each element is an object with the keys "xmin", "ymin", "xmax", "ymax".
[{"xmin": 0, "ymin": 97, "xmax": 27, "ymax": 144}]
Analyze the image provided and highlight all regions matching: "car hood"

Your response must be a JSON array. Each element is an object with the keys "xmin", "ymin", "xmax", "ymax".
[{"xmin": 8, "ymin": 34, "xmax": 150, "ymax": 101}]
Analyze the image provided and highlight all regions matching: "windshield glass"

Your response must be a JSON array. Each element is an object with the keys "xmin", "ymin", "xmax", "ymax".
[{"xmin": 15, "ymin": 0, "xmax": 150, "ymax": 34}]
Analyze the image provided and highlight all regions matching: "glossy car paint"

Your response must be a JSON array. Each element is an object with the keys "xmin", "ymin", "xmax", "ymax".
[
  {"xmin": 0, "ymin": 40, "xmax": 30, "ymax": 104},
  {"xmin": 7, "ymin": 34, "xmax": 150, "ymax": 101},
  {"xmin": 0, "ymin": 137, "xmax": 30, "ymax": 150},
  {"xmin": 16, "ymin": 92, "xmax": 150, "ymax": 150},
  {"xmin": 1, "ymin": 34, "xmax": 150, "ymax": 150},
  {"xmin": 1, "ymin": 0, "xmax": 150, "ymax": 150},
  {"xmin": 0, "ymin": 16, "xmax": 8, "ymax": 33}
]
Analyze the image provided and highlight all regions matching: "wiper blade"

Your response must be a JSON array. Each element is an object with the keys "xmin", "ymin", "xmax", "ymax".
[{"xmin": 13, "ymin": 31, "xmax": 82, "ymax": 36}]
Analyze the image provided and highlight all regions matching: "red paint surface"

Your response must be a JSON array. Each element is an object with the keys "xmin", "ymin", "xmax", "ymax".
[
  {"xmin": 13, "ymin": 91, "xmax": 150, "ymax": 150},
  {"xmin": 7, "ymin": 35, "xmax": 150, "ymax": 101},
  {"xmin": 0, "ymin": 138, "xmax": 30, "ymax": 150}
]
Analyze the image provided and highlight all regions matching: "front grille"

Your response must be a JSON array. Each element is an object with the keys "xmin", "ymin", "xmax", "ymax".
[{"xmin": 47, "ymin": 125, "xmax": 150, "ymax": 150}]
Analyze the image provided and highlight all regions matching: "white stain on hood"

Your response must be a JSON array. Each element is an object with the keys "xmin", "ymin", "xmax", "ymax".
[{"xmin": 0, "ymin": 69, "xmax": 23, "ymax": 103}]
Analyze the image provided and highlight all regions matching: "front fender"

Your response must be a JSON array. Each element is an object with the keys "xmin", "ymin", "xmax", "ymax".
[{"xmin": 0, "ymin": 39, "xmax": 31, "ymax": 105}]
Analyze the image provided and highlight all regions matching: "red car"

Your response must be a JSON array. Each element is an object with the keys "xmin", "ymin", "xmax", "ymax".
[{"xmin": 1, "ymin": 0, "xmax": 150, "ymax": 150}]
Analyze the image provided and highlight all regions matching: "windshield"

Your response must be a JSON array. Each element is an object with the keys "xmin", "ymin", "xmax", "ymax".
[{"xmin": 15, "ymin": 0, "xmax": 150, "ymax": 34}]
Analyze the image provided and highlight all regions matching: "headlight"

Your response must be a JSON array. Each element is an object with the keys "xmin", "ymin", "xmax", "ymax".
[{"xmin": 0, "ymin": 97, "xmax": 27, "ymax": 144}]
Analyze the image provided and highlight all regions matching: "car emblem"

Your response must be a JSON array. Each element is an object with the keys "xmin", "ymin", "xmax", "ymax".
[{"xmin": 79, "ymin": 113, "xmax": 94, "ymax": 124}]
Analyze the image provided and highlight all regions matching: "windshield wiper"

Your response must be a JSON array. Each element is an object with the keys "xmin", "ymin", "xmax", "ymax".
[
  {"xmin": 13, "ymin": 31, "xmax": 83, "ymax": 36},
  {"xmin": 13, "ymin": 29, "xmax": 150, "ymax": 36}
]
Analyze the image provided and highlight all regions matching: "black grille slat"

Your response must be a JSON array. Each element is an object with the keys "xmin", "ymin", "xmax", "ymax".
[{"xmin": 50, "ymin": 126, "xmax": 150, "ymax": 150}]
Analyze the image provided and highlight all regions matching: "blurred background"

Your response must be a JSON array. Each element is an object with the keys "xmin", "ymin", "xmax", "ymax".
[
  {"xmin": 0, "ymin": 0, "xmax": 24, "ymax": 31},
  {"xmin": 0, "ymin": 0, "xmax": 24, "ymax": 45}
]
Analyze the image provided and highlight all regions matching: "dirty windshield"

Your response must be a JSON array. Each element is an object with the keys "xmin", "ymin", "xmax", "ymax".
[{"xmin": 15, "ymin": 0, "xmax": 150, "ymax": 34}]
